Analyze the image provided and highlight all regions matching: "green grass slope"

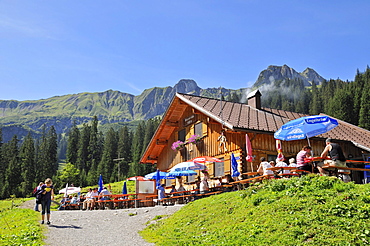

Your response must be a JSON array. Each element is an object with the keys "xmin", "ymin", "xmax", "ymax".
[
  {"xmin": 0, "ymin": 198, "xmax": 44, "ymax": 245},
  {"xmin": 141, "ymin": 175, "xmax": 370, "ymax": 246}
]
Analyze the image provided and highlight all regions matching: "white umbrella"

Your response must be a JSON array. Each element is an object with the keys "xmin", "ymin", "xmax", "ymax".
[{"xmin": 58, "ymin": 187, "xmax": 81, "ymax": 195}]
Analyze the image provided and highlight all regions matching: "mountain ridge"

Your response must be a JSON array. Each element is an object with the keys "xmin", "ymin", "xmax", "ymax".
[{"xmin": 0, "ymin": 65, "xmax": 326, "ymax": 142}]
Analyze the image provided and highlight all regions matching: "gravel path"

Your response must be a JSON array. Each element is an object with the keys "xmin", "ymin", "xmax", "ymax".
[{"xmin": 21, "ymin": 200, "xmax": 183, "ymax": 246}]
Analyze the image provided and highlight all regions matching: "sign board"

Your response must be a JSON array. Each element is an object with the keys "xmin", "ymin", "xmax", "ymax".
[{"xmin": 138, "ymin": 180, "xmax": 155, "ymax": 194}]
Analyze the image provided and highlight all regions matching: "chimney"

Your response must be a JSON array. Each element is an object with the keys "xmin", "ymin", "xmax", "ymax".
[{"xmin": 247, "ymin": 89, "xmax": 262, "ymax": 109}]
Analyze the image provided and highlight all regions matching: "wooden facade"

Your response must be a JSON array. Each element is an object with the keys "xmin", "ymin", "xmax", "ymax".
[{"xmin": 140, "ymin": 92, "xmax": 369, "ymax": 184}]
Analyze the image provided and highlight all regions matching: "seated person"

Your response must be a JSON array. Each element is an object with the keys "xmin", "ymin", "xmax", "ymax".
[
  {"xmin": 98, "ymin": 187, "xmax": 112, "ymax": 209},
  {"xmin": 296, "ymin": 146, "xmax": 312, "ymax": 173},
  {"xmin": 157, "ymin": 184, "xmax": 167, "ymax": 205},
  {"xmin": 58, "ymin": 196, "xmax": 70, "ymax": 210},
  {"xmin": 214, "ymin": 177, "xmax": 222, "ymax": 187},
  {"xmin": 257, "ymin": 157, "xmax": 274, "ymax": 176},
  {"xmin": 177, "ymin": 184, "xmax": 186, "ymax": 192},
  {"xmin": 82, "ymin": 188, "xmax": 92, "ymax": 210},
  {"xmin": 288, "ymin": 158, "xmax": 297, "ymax": 174},
  {"xmin": 169, "ymin": 185, "xmax": 177, "ymax": 193},
  {"xmin": 319, "ymin": 138, "xmax": 350, "ymax": 182},
  {"xmin": 275, "ymin": 158, "xmax": 289, "ymax": 174},
  {"xmin": 70, "ymin": 195, "xmax": 79, "ymax": 204},
  {"xmin": 224, "ymin": 174, "xmax": 234, "ymax": 184},
  {"xmin": 88, "ymin": 188, "xmax": 99, "ymax": 210}
]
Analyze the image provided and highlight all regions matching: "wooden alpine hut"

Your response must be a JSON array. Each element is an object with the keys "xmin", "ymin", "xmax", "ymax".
[{"xmin": 140, "ymin": 90, "xmax": 370, "ymax": 184}]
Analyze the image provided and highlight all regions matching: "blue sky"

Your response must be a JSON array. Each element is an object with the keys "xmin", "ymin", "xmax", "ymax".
[{"xmin": 0, "ymin": 1, "xmax": 369, "ymax": 101}]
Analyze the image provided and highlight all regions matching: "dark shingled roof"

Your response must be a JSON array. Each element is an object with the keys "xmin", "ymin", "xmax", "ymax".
[{"xmin": 177, "ymin": 93, "xmax": 370, "ymax": 152}]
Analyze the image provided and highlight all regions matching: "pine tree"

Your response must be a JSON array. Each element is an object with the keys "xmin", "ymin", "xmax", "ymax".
[
  {"xmin": 117, "ymin": 126, "xmax": 132, "ymax": 179},
  {"xmin": 359, "ymin": 85, "xmax": 370, "ymax": 130},
  {"xmin": 19, "ymin": 132, "xmax": 36, "ymax": 196},
  {"xmin": 129, "ymin": 121, "xmax": 146, "ymax": 176},
  {"xmin": 37, "ymin": 125, "xmax": 50, "ymax": 179},
  {"xmin": 97, "ymin": 127, "xmax": 118, "ymax": 183},
  {"xmin": 47, "ymin": 126, "xmax": 58, "ymax": 175},
  {"xmin": 329, "ymin": 91, "xmax": 355, "ymax": 123},
  {"xmin": 141, "ymin": 118, "xmax": 159, "ymax": 174},
  {"xmin": 309, "ymin": 82, "xmax": 322, "ymax": 115},
  {"xmin": 66, "ymin": 120, "xmax": 80, "ymax": 165},
  {"xmin": 3, "ymin": 135, "xmax": 21, "ymax": 197},
  {"xmin": 87, "ymin": 116, "xmax": 102, "ymax": 173},
  {"xmin": 76, "ymin": 123, "xmax": 90, "ymax": 172}
]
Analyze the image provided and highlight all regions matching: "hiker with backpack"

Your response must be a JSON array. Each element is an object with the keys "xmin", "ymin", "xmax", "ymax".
[
  {"xmin": 40, "ymin": 178, "xmax": 55, "ymax": 225},
  {"xmin": 33, "ymin": 182, "xmax": 44, "ymax": 212}
]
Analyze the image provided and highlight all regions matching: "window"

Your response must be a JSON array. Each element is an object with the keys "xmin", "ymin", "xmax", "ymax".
[
  {"xmin": 178, "ymin": 129, "xmax": 186, "ymax": 142},
  {"xmin": 214, "ymin": 158, "xmax": 224, "ymax": 177},
  {"xmin": 194, "ymin": 122, "xmax": 203, "ymax": 137},
  {"xmin": 267, "ymin": 155, "xmax": 277, "ymax": 162}
]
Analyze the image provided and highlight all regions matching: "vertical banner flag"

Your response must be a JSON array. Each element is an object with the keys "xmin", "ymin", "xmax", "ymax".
[
  {"xmin": 98, "ymin": 174, "xmax": 104, "ymax": 193},
  {"xmin": 245, "ymin": 134, "xmax": 253, "ymax": 162},
  {"xmin": 231, "ymin": 153, "xmax": 241, "ymax": 177},
  {"xmin": 276, "ymin": 139, "xmax": 284, "ymax": 161},
  {"xmin": 246, "ymin": 134, "xmax": 254, "ymax": 171},
  {"xmin": 155, "ymin": 169, "xmax": 161, "ymax": 188}
]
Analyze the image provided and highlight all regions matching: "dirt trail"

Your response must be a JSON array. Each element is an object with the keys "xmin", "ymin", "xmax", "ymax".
[{"xmin": 20, "ymin": 200, "xmax": 183, "ymax": 246}]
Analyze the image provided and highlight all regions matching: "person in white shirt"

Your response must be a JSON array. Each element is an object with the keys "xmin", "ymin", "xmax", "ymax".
[
  {"xmin": 275, "ymin": 158, "xmax": 289, "ymax": 174},
  {"xmin": 82, "ymin": 188, "xmax": 92, "ymax": 210},
  {"xmin": 288, "ymin": 158, "xmax": 297, "ymax": 174},
  {"xmin": 257, "ymin": 157, "xmax": 274, "ymax": 176},
  {"xmin": 98, "ymin": 187, "xmax": 112, "ymax": 209},
  {"xmin": 87, "ymin": 188, "xmax": 99, "ymax": 210}
]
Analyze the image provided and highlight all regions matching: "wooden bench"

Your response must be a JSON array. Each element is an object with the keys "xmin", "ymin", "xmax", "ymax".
[
  {"xmin": 61, "ymin": 201, "xmax": 81, "ymax": 210},
  {"xmin": 139, "ymin": 199, "xmax": 155, "ymax": 207}
]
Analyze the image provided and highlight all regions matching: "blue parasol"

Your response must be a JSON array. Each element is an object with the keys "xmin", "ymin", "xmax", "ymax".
[
  {"xmin": 231, "ymin": 153, "xmax": 240, "ymax": 177},
  {"xmin": 144, "ymin": 171, "xmax": 175, "ymax": 180},
  {"xmin": 169, "ymin": 161, "xmax": 207, "ymax": 172},
  {"xmin": 122, "ymin": 181, "xmax": 127, "ymax": 194},
  {"xmin": 167, "ymin": 169, "xmax": 197, "ymax": 177},
  {"xmin": 98, "ymin": 174, "xmax": 103, "ymax": 193},
  {"xmin": 274, "ymin": 115, "xmax": 338, "ymax": 145}
]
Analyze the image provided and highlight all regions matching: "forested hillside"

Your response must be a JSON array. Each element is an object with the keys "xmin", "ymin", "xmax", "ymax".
[{"xmin": 0, "ymin": 116, "xmax": 159, "ymax": 199}]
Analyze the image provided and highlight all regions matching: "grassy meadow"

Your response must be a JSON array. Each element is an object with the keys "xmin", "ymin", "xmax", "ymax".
[
  {"xmin": 0, "ymin": 198, "xmax": 44, "ymax": 245},
  {"xmin": 141, "ymin": 175, "xmax": 370, "ymax": 245}
]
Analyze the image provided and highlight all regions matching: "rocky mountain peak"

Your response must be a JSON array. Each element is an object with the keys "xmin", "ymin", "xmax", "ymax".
[
  {"xmin": 255, "ymin": 65, "xmax": 324, "ymax": 88},
  {"xmin": 173, "ymin": 79, "xmax": 201, "ymax": 94},
  {"xmin": 301, "ymin": 67, "xmax": 325, "ymax": 85}
]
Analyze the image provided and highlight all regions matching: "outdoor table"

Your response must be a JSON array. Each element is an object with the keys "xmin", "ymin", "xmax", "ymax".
[
  {"xmin": 169, "ymin": 190, "xmax": 191, "ymax": 204},
  {"xmin": 243, "ymin": 172, "xmax": 259, "ymax": 177},
  {"xmin": 267, "ymin": 166, "xmax": 297, "ymax": 172},
  {"xmin": 267, "ymin": 166, "xmax": 297, "ymax": 177},
  {"xmin": 220, "ymin": 184, "xmax": 233, "ymax": 192}
]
